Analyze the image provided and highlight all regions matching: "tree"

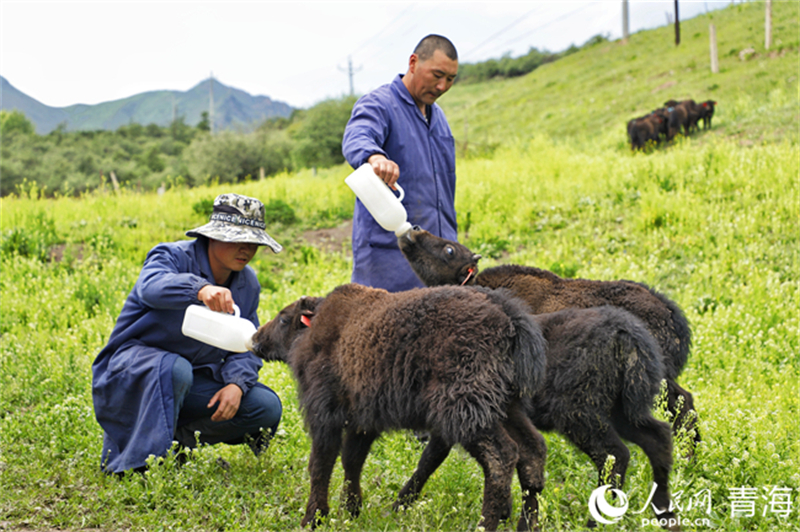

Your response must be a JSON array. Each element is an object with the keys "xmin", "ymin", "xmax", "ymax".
[
  {"xmin": 0, "ymin": 110, "xmax": 35, "ymax": 136},
  {"xmin": 290, "ymin": 96, "xmax": 356, "ymax": 169},
  {"xmin": 184, "ymin": 130, "xmax": 265, "ymax": 185},
  {"xmin": 197, "ymin": 111, "xmax": 210, "ymax": 132},
  {"xmin": 259, "ymin": 128, "xmax": 294, "ymax": 176},
  {"xmin": 169, "ymin": 116, "xmax": 196, "ymax": 144},
  {"xmin": 142, "ymin": 146, "xmax": 165, "ymax": 173}
]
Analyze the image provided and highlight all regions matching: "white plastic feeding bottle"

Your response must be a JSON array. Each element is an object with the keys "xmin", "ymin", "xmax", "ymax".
[
  {"xmin": 345, "ymin": 163, "xmax": 413, "ymax": 237},
  {"xmin": 181, "ymin": 304, "xmax": 256, "ymax": 353}
]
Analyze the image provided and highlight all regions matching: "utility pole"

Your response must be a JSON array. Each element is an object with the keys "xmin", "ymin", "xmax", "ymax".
[
  {"xmin": 209, "ymin": 72, "xmax": 215, "ymax": 135},
  {"xmin": 339, "ymin": 56, "xmax": 362, "ymax": 97},
  {"xmin": 674, "ymin": 0, "xmax": 681, "ymax": 46},
  {"xmin": 765, "ymin": 0, "xmax": 772, "ymax": 50},
  {"xmin": 622, "ymin": 0, "xmax": 630, "ymax": 43}
]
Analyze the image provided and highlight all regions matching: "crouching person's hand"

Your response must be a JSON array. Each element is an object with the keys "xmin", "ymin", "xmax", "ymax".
[
  {"xmin": 198, "ymin": 285, "xmax": 236, "ymax": 314},
  {"xmin": 209, "ymin": 383, "xmax": 243, "ymax": 422}
]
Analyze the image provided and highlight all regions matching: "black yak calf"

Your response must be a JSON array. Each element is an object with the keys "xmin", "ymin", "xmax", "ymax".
[
  {"xmin": 251, "ymin": 283, "xmax": 548, "ymax": 531},
  {"xmin": 397, "ymin": 305, "xmax": 678, "ymax": 528},
  {"xmin": 697, "ymin": 100, "xmax": 717, "ymax": 129},
  {"xmin": 663, "ymin": 99, "xmax": 701, "ymax": 138},
  {"xmin": 397, "ymin": 227, "xmax": 698, "ymax": 449},
  {"xmin": 628, "ymin": 112, "xmax": 667, "ymax": 150}
]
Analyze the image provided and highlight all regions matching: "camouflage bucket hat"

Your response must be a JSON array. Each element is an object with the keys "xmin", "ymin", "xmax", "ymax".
[{"xmin": 186, "ymin": 194, "xmax": 283, "ymax": 253}]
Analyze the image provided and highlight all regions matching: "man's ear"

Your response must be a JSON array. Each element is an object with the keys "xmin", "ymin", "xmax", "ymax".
[{"xmin": 408, "ymin": 53, "xmax": 418, "ymax": 74}]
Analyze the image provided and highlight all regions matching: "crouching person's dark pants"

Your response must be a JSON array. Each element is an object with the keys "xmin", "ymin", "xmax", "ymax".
[{"xmin": 171, "ymin": 356, "xmax": 282, "ymax": 455}]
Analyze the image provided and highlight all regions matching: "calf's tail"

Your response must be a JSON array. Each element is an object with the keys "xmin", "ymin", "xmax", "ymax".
[
  {"xmin": 612, "ymin": 309, "xmax": 666, "ymax": 425},
  {"xmin": 645, "ymin": 286, "xmax": 692, "ymax": 379}
]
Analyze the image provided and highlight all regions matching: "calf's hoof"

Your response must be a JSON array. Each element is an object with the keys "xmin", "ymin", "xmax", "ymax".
[
  {"xmin": 301, "ymin": 507, "xmax": 328, "ymax": 529},
  {"xmin": 516, "ymin": 511, "xmax": 540, "ymax": 532}
]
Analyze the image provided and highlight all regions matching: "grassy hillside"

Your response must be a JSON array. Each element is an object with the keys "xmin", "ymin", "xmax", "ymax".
[
  {"xmin": 1, "ymin": 2, "xmax": 798, "ymax": 531},
  {"xmin": 441, "ymin": 0, "xmax": 799, "ymax": 149}
]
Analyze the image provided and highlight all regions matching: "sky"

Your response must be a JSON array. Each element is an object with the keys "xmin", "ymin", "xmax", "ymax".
[{"xmin": 1, "ymin": 1, "xmax": 735, "ymax": 110}]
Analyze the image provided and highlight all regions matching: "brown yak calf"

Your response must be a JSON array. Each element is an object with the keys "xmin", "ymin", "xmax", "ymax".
[
  {"xmin": 397, "ymin": 304, "xmax": 679, "ymax": 530},
  {"xmin": 251, "ymin": 283, "xmax": 548, "ymax": 531},
  {"xmin": 397, "ymin": 226, "xmax": 698, "ymax": 450}
]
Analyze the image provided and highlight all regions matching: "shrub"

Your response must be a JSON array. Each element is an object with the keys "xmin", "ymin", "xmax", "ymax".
[
  {"xmin": 0, "ymin": 211, "xmax": 59, "ymax": 262},
  {"xmin": 263, "ymin": 199, "xmax": 298, "ymax": 225}
]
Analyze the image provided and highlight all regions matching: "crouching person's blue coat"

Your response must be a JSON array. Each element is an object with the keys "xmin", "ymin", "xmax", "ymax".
[{"xmin": 91, "ymin": 237, "xmax": 262, "ymax": 473}]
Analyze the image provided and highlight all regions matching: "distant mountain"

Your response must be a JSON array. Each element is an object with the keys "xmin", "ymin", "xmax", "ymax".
[
  {"xmin": 0, "ymin": 76, "xmax": 293, "ymax": 134},
  {"xmin": 0, "ymin": 76, "xmax": 72, "ymax": 134}
]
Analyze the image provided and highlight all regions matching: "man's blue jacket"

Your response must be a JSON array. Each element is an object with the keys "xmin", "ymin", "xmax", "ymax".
[
  {"xmin": 342, "ymin": 74, "xmax": 458, "ymax": 292},
  {"xmin": 91, "ymin": 237, "xmax": 262, "ymax": 473}
]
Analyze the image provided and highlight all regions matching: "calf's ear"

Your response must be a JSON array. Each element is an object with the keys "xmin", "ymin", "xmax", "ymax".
[{"xmin": 299, "ymin": 296, "xmax": 322, "ymax": 312}]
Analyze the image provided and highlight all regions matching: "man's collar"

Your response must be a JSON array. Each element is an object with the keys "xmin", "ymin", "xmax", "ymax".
[
  {"xmin": 392, "ymin": 74, "xmax": 416, "ymax": 107},
  {"xmin": 393, "ymin": 74, "xmax": 432, "ymax": 122},
  {"xmin": 194, "ymin": 237, "xmax": 215, "ymax": 282}
]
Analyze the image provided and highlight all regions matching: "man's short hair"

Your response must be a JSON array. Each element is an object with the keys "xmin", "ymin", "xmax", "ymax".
[{"xmin": 414, "ymin": 34, "xmax": 458, "ymax": 62}]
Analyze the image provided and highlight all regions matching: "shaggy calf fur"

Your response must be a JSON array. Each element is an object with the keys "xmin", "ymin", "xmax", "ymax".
[
  {"xmin": 397, "ymin": 227, "xmax": 698, "ymax": 448},
  {"xmin": 397, "ymin": 305, "xmax": 678, "ymax": 527},
  {"xmin": 664, "ymin": 99, "xmax": 701, "ymax": 138},
  {"xmin": 628, "ymin": 112, "xmax": 667, "ymax": 150},
  {"xmin": 251, "ymin": 284, "xmax": 548, "ymax": 531},
  {"xmin": 698, "ymin": 100, "xmax": 717, "ymax": 129}
]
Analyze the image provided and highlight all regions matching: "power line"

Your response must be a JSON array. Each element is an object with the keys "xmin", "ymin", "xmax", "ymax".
[
  {"xmin": 335, "ymin": 3, "xmax": 425, "ymax": 95},
  {"xmin": 466, "ymin": 3, "xmax": 594, "ymax": 60},
  {"xmin": 462, "ymin": 7, "xmax": 541, "ymax": 60},
  {"xmin": 349, "ymin": 3, "xmax": 418, "ymax": 58},
  {"xmin": 355, "ymin": 3, "xmax": 443, "ymax": 66}
]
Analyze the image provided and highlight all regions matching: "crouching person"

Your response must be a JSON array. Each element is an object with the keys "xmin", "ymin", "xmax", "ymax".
[{"xmin": 92, "ymin": 193, "xmax": 284, "ymax": 474}]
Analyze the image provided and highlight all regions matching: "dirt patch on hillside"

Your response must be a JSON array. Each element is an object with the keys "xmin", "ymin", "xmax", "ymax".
[
  {"xmin": 301, "ymin": 220, "xmax": 352, "ymax": 255},
  {"xmin": 48, "ymin": 243, "xmax": 84, "ymax": 262},
  {"xmin": 652, "ymin": 80, "xmax": 677, "ymax": 93}
]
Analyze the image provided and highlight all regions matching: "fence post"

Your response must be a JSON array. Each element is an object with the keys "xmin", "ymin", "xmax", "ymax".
[
  {"xmin": 622, "ymin": 0, "xmax": 630, "ymax": 43},
  {"xmin": 710, "ymin": 23, "xmax": 719, "ymax": 74},
  {"xmin": 765, "ymin": 0, "xmax": 772, "ymax": 50},
  {"xmin": 109, "ymin": 171, "xmax": 120, "ymax": 193}
]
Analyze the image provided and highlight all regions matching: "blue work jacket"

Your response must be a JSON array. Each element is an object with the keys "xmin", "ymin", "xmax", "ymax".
[
  {"xmin": 342, "ymin": 74, "xmax": 458, "ymax": 292},
  {"xmin": 91, "ymin": 237, "xmax": 262, "ymax": 473}
]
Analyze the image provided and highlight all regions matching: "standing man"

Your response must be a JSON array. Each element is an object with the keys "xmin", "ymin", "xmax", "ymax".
[
  {"xmin": 92, "ymin": 194, "xmax": 283, "ymax": 474},
  {"xmin": 343, "ymin": 34, "xmax": 459, "ymax": 292}
]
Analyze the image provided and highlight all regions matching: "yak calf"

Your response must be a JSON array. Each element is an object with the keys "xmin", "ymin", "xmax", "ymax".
[
  {"xmin": 698, "ymin": 100, "xmax": 717, "ymax": 129},
  {"xmin": 628, "ymin": 112, "xmax": 666, "ymax": 150},
  {"xmin": 397, "ymin": 305, "xmax": 678, "ymax": 528},
  {"xmin": 251, "ymin": 283, "xmax": 548, "ymax": 531},
  {"xmin": 397, "ymin": 226, "xmax": 698, "ymax": 449}
]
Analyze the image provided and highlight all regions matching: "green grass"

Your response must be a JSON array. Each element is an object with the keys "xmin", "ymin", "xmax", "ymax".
[{"xmin": 1, "ymin": 2, "xmax": 798, "ymax": 531}]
